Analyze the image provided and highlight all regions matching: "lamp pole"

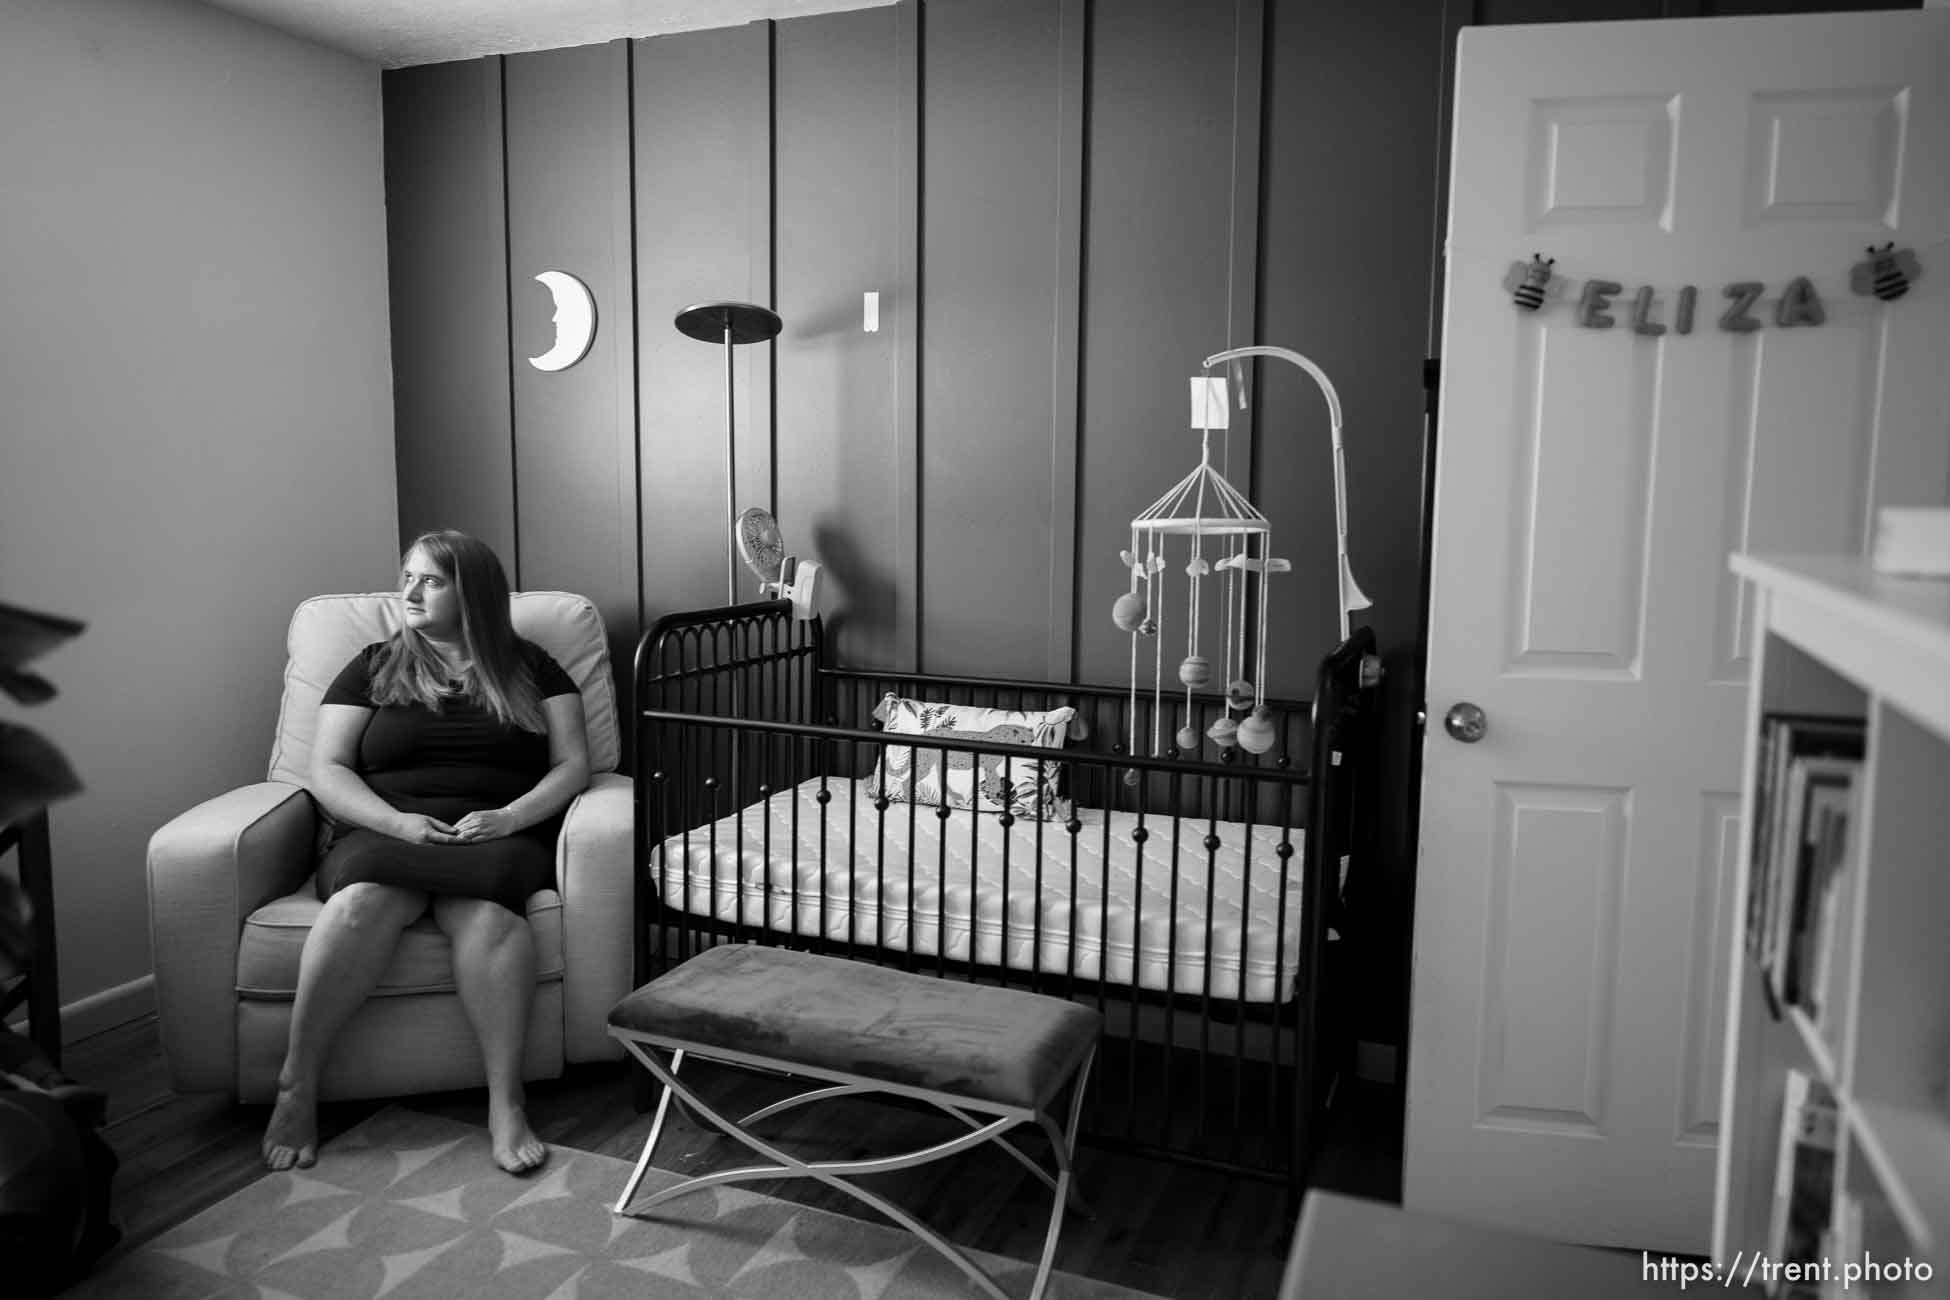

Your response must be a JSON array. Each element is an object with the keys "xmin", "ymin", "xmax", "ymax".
[
  {"xmin": 674, "ymin": 301, "xmax": 784, "ymax": 606},
  {"xmin": 722, "ymin": 319, "xmax": 735, "ymax": 604}
]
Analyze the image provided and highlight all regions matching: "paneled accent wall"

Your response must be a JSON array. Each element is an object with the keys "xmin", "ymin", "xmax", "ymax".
[
  {"xmin": 1260, "ymin": 0, "xmax": 1441, "ymax": 691},
  {"xmin": 634, "ymin": 23, "xmax": 774, "ymax": 626},
  {"xmin": 1073, "ymin": 0, "xmax": 1265, "ymax": 690},
  {"xmin": 384, "ymin": 0, "xmax": 1897, "ymax": 1047},
  {"xmin": 773, "ymin": 5, "xmax": 920, "ymax": 671},
  {"xmin": 387, "ymin": 0, "xmax": 1375, "ymax": 699},
  {"xmin": 386, "ymin": 58, "xmax": 514, "ymax": 565},
  {"xmin": 920, "ymin": 0, "xmax": 1083, "ymax": 680},
  {"xmin": 505, "ymin": 41, "xmax": 639, "ymax": 677}
]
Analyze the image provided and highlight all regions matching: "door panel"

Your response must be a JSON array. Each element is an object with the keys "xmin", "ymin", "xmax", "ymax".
[
  {"xmin": 1528, "ymin": 94, "xmax": 1676, "ymax": 228},
  {"xmin": 1515, "ymin": 327, "xmax": 1658, "ymax": 669},
  {"xmin": 1678, "ymin": 794, "xmax": 1743, "ymax": 1146},
  {"xmin": 1478, "ymin": 783, "xmax": 1628, "ymax": 1131}
]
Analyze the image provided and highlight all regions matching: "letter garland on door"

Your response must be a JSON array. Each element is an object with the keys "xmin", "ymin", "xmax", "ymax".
[{"xmin": 1488, "ymin": 239, "xmax": 1937, "ymax": 329}]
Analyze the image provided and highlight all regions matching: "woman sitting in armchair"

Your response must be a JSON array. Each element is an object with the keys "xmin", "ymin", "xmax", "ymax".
[{"xmin": 261, "ymin": 530, "xmax": 590, "ymax": 1175}]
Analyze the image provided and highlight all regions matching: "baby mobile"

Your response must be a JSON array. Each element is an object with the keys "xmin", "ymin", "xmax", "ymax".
[{"xmin": 1111, "ymin": 345, "xmax": 1371, "ymax": 768}]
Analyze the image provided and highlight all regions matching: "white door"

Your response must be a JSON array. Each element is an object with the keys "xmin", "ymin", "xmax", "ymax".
[{"xmin": 1408, "ymin": 9, "xmax": 1950, "ymax": 1255}]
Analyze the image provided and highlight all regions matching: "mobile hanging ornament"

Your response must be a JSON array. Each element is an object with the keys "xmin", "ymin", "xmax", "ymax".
[
  {"xmin": 1110, "ymin": 349, "xmax": 1371, "ymax": 763},
  {"xmin": 1852, "ymin": 243, "xmax": 1922, "ymax": 302}
]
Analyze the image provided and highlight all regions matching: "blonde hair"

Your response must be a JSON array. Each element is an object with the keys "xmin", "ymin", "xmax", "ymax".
[{"xmin": 368, "ymin": 530, "xmax": 545, "ymax": 732}]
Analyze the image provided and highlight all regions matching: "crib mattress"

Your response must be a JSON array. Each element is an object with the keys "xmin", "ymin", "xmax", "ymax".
[{"xmin": 651, "ymin": 777, "xmax": 1310, "ymax": 1004}]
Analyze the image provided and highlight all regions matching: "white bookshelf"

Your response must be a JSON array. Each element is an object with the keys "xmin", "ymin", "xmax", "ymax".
[{"xmin": 1716, "ymin": 554, "xmax": 1950, "ymax": 1299}]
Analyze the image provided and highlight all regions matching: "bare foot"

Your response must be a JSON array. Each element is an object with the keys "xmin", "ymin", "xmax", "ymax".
[
  {"xmin": 263, "ymin": 1079, "xmax": 317, "ymax": 1171},
  {"xmin": 488, "ymin": 1098, "xmax": 548, "ymax": 1175}
]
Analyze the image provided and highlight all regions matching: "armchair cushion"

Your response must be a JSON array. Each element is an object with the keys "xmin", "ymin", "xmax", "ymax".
[{"xmin": 235, "ymin": 884, "xmax": 566, "ymax": 1000}]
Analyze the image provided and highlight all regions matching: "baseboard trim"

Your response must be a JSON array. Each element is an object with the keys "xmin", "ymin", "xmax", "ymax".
[
  {"xmin": 1355, "ymin": 1039, "xmax": 1399, "ymax": 1085},
  {"xmin": 5, "ymin": 974, "xmax": 155, "ymax": 1046}
]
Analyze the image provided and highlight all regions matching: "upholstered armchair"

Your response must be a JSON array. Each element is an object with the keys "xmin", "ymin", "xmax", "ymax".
[{"xmin": 147, "ymin": 592, "xmax": 631, "ymax": 1103}]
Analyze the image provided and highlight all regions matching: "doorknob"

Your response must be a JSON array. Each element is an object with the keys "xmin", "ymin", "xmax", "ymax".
[{"xmin": 1443, "ymin": 702, "xmax": 1488, "ymax": 743}]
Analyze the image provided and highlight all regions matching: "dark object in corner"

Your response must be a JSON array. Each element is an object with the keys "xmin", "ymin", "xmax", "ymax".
[{"xmin": 0, "ymin": 1026, "xmax": 120, "ymax": 1298}]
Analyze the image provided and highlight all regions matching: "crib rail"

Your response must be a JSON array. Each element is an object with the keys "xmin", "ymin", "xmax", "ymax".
[{"xmin": 630, "ymin": 600, "xmax": 1377, "ymax": 1191}]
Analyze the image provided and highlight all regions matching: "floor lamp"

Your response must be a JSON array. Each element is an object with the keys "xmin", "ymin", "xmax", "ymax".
[{"xmin": 674, "ymin": 300, "xmax": 784, "ymax": 605}]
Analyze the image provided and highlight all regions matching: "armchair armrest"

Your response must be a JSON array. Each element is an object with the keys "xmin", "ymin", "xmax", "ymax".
[
  {"xmin": 557, "ymin": 772, "xmax": 632, "ymax": 1062},
  {"xmin": 148, "ymin": 782, "xmax": 317, "ymax": 1093}
]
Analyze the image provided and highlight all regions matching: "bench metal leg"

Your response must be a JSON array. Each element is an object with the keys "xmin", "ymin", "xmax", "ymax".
[
  {"xmin": 1028, "ymin": 1047, "xmax": 1096, "ymax": 1298},
  {"xmin": 744, "ymin": 1084, "xmax": 1086, "ymax": 1214},
  {"xmin": 612, "ymin": 1047, "xmax": 684, "ymax": 1215},
  {"xmin": 739, "ymin": 1077, "xmax": 1094, "ymax": 1219},
  {"xmin": 737, "ymin": 1080, "xmax": 878, "ymax": 1126},
  {"xmin": 612, "ymin": 1037, "xmax": 1090, "ymax": 1300}
]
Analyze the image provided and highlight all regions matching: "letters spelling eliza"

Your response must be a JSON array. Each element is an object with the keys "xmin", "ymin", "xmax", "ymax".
[
  {"xmin": 1574, "ymin": 277, "xmax": 1824, "ymax": 334},
  {"xmin": 1503, "ymin": 256, "xmax": 1830, "ymax": 334}
]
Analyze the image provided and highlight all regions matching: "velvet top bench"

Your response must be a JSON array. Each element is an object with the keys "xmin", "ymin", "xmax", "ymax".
[{"xmin": 607, "ymin": 944, "xmax": 1102, "ymax": 1300}]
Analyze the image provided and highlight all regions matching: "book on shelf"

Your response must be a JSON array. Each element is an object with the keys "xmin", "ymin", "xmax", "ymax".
[
  {"xmin": 1798, "ymin": 793, "xmax": 1853, "ymax": 1031},
  {"xmin": 1767, "ymin": 1067, "xmax": 1837, "ymax": 1299},
  {"xmin": 1820, "ymin": 1191, "xmax": 1909, "ymax": 1300},
  {"xmin": 1745, "ymin": 714, "xmax": 1865, "ymax": 1015},
  {"xmin": 1820, "ymin": 1194, "xmax": 1861, "ymax": 1300},
  {"xmin": 1769, "ymin": 763, "xmax": 1856, "ymax": 1015}
]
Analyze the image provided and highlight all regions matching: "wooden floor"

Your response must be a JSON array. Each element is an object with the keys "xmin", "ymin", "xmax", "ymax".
[{"xmin": 56, "ymin": 1016, "xmax": 1403, "ymax": 1300}]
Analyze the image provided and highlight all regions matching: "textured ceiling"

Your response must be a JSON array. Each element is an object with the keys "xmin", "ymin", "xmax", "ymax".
[{"xmin": 194, "ymin": 0, "xmax": 895, "ymax": 68}]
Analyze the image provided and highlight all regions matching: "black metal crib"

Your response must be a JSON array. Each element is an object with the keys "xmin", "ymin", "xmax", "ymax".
[{"xmin": 629, "ymin": 599, "xmax": 1378, "ymax": 1195}]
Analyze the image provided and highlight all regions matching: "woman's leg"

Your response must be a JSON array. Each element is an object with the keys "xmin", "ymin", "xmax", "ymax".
[
  {"xmin": 263, "ymin": 881, "xmax": 428, "ymax": 1170},
  {"xmin": 433, "ymin": 895, "xmax": 546, "ymax": 1174}
]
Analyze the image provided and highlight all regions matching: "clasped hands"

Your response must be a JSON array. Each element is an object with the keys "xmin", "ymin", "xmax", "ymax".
[{"xmin": 395, "ymin": 808, "xmax": 518, "ymax": 845}]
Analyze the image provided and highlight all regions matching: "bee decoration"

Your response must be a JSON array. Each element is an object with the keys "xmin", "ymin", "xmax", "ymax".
[
  {"xmin": 1851, "ymin": 243, "xmax": 1922, "ymax": 303},
  {"xmin": 1503, "ymin": 253, "xmax": 1557, "ymax": 312}
]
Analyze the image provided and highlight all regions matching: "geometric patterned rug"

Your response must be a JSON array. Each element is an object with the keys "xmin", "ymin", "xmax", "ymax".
[{"xmin": 65, "ymin": 1107, "xmax": 1166, "ymax": 1299}]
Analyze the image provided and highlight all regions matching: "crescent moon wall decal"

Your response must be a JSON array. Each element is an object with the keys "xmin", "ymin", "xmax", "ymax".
[{"xmin": 528, "ymin": 270, "xmax": 597, "ymax": 372}]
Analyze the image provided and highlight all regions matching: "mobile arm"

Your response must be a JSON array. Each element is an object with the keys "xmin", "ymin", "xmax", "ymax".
[{"xmin": 1202, "ymin": 345, "xmax": 1370, "ymax": 644}]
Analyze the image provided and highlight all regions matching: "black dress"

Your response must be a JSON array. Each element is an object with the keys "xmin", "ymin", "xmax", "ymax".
[{"xmin": 314, "ymin": 641, "xmax": 580, "ymax": 914}]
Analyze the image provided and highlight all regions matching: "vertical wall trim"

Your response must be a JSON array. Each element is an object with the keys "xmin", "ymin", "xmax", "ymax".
[
  {"xmin": 1049, "ymin": 0, "xmax": 1088, "ymax": 682},
  {"xmin": 619, "ymin": 38, "xmax": 644, "ymax": 633},
  {"xmin": 1226, "ymin": 0, "xmax": 1268, "ymax": 678},
  {"xmin": 497, "ymin": 54, "xmax": 521, "ymax": 589},
  {"xmin": 1249, "ymin": 0, "xmax": 1275, "ymax": 359},
  {"xmin": 1230, "ymin": 0, "xmax": 1265, "ymax": 493},
  {"xmin": 756, "ymin": 21, "xmax": 778, "ymax": 517},
  {"xmin": 895, "ymin": 0, "xmax": 923, "ymax": 671}
]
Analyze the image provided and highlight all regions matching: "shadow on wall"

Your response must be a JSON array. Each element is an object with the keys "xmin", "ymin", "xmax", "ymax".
[
  {"xmin": 812, "ymin": 519, "xmax": 897, "ymax": 669},
  {"xmin": 791, "ymin": 296, "xmax": 868, "ymax": 340}
]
